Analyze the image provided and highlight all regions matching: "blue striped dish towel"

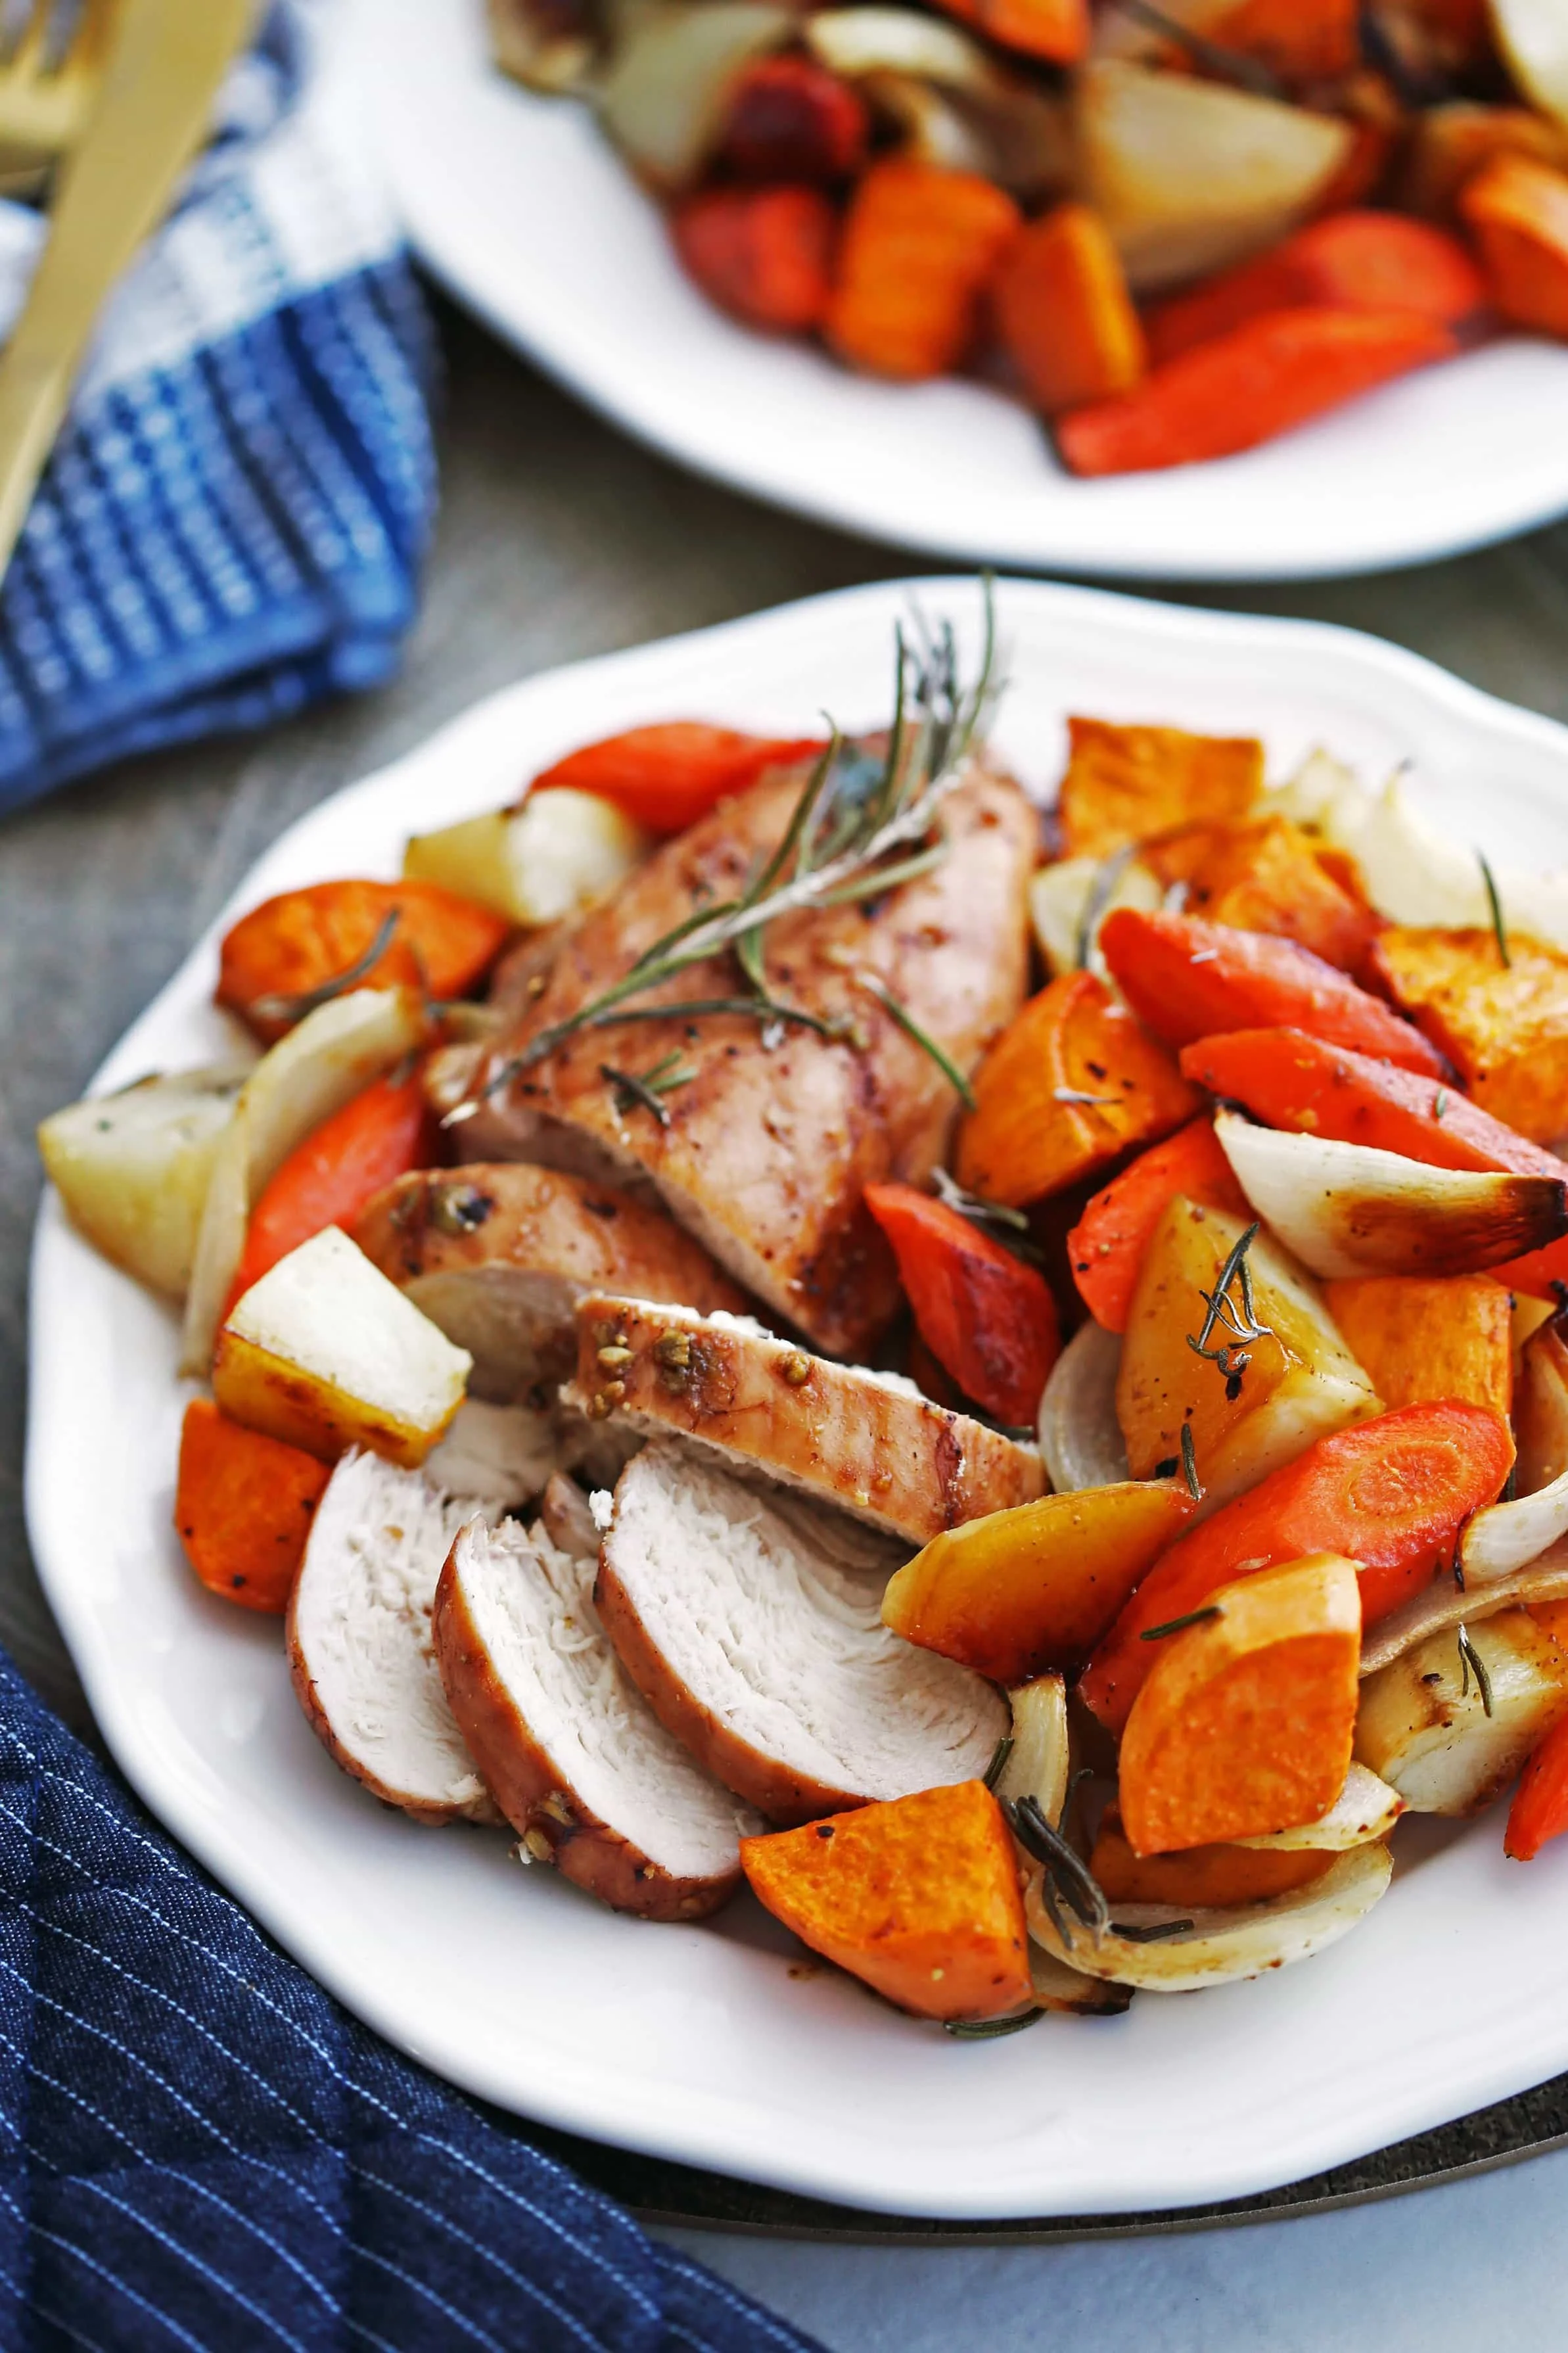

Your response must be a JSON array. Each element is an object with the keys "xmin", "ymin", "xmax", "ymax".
[
  {"xmin": 0, "ymin": 1641, "xmax": 823, "ymax": 2350},
  {"xmin": 0, "ymin": 0, "xmax": 436, "ymax": 814}
]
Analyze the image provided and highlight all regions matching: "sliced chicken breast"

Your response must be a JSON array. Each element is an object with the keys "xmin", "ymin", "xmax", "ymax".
[
  {"xmin": 456, "ymin": 755, "xmax": 1036, "ymax": 1359},
  {"xmin": 287, "ymin": 1451, "xmax": 498, "ymax": 1826},
  {"xmin": 564, "ymin": 1295, "xmax": 1044, "ymax": 1545},
  {"xmin": 434, "ymin": 1501, "xmax": 758, "ymax": 1920},
  {"xmin": 349, "ymin": 1161, "xmax": 748, "ymax": 1401},
  {"xmin": 596, "ymin": 1445, "xmax": 1008, "ymax": 1825}
]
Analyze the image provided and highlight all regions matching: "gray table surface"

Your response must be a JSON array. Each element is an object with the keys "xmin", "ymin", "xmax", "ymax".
[{"xmin": 8, "ymin": 298, "xmax": 1568, "ymax": 2341}]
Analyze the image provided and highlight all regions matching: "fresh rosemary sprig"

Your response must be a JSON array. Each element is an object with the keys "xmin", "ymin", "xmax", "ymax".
[
  {"xmin": 1456, "ymin": 1623, "xmax": 1495, "ymax": 1717},
  {"xmin": 601, "ymin": 1050, "xmax": 693, "ymax": 1128},
  {"xmin": 479, "ymin": 588, "xmax": 1000, "ymax": 1104},
  {"xmin": 1477, "ymin": 850, "xmax": 1511, "ymax": 969},
  {"xmin": 1187, "ymin": 1221, "xmax": 1272, "ymax": 1400},
  {"xmin": 854, "ymin": 973, "xmax": 979, "ymax": 1111},
  {"xmin": 1075, "ymin": 843, "xmax": 1140, "ymax": 971},
  {"xmin": 250, "ymin": 907, "xmax": 404, "ymax": 1026}
]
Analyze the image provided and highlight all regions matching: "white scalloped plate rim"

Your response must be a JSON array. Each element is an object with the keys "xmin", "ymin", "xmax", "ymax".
[
  {"xmin": 360, "ymin": 0, "xmax": 1568, "ymax": 584},
  {"xmin": 26, "ymin": 576, "xmax": 1568, "ymax": 2222}
]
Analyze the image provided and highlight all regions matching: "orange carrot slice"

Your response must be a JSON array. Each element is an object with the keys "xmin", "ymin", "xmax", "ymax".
[
  {"xmin": 1080, "ymin": 1399, "xmax": 1515, "ymax": 1735},
  {"xmin": 218, "ymin": 880, "xmax": 508, "ymax": 1044},
  {"xmin": 672, "ymin": 185, "xmax": 839, "ymax": 333},
  {"xmin": 530, "ymin": 723, "xmax": 826, "ymax": 836},
  {"xmin": 175, "ymin": 1399, "xmax": 330, "ymax": 1614},
  {"xmin": 864, "ymin": 1182, "xmax": 1059, "ymax": 1427},
  {"xmin": 1460, "ymin": 153, "xmax": 1568, "ymax": 340},
  {"xmin": 1067, "ymin": 1116, "xmax": 1248, "ymax": 1334}
]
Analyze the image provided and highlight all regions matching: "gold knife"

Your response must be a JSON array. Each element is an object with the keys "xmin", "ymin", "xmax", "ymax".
[{"xmin": 0, "ymin": 0, "xmax": 256, "ymax": 578}]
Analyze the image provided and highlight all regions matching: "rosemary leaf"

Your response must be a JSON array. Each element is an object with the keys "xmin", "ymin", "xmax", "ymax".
[
  {"xmin": 601, "ymin": 1052, "xmax": 693, "ymax": 1127},
  {"xmin": 1110, "ymin": 1919, "xmax": 1195, "ymax": 1944},
  {"xmin": 1477, "ymin": 850, "xmax": 1511, "ymax": 969},
  {"xmin": 1457, "ymin": 1622, "xmax": 1494, "ymax": 1717},
  {"xmin": 944, "ymin": 2007, "xmax": 1044, "ymax": 2041},
  {"xmin": 1180, "ymin": 1422, "xmax": 1202, "ymax": 1503},
  {"xmin": 1075, "ymin": 843, "xmax": 1139, "ymax": 971},
  {"xmin": 1111, "ymin": 0, "xmax": 1283, "ymax": 94},
  {"xmin": 1140, "ymin": 1604, "xmax": 1222, "ymax": 1642},
  {"xmin": 982, "ymin": 1734, "xmax": 1015, "ymax": 1792}
]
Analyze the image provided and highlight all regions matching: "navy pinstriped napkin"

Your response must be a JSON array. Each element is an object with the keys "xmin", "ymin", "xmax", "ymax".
[
  {"xmin": 0, "ymin": 0, "xmax": 435, "ymax": 814},
  {"xmin": 0, "ymin": 1642, "xmax": 823, "ymax": 2350}
]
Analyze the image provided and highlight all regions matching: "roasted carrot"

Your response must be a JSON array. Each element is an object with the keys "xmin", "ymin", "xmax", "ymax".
[
  {"xmin": 825, "ymin": 160, "xmax": 1021, "ymax": 381},
  {"xmin": 740, "ymin": 1782, "xmax": 1033, "ymax": 2023},
  {"xmin": 716, "ymin": 57, "xmax": 869, "ymax": 183},
  {"xmin": 1460, "ymin": 154, "xmax": 1568, "ymax": 341},
  {"xmin": 1080, "ymin": 1400, "xmax": 1515, "ymax": 1735},
  {"xmin": 881, "ymin": 1479, "xmax": 1196, "ymax": 1682},
  {"xmin": 218, "ymin": 881, "xmax": 509, "ymax": 1045},
  {"xmin": 530, "ymin": 723, "xmax": 827, "ymax": 837},
  {"xmin": 1324, "ymin": 1275, "xmax": 1513, "ymax": 1416},
  {"xmin": 1089, "ymin": 1806, "xmax": 1334, "ymax": 1905},
  {"xmin": 1067, "ymin": 1116, "xmax": 1248, "ymax": 1334},
  {"xmin": 1099, "ymin": 910, "xmax": 1448, "ymax": 1074},
  {"xmin": 1144, "ymin": 212, "xmax": 1487, "ymax": 365},
  {"xmin": 1180, "ymin": 1026, "xmax": 1568, "ymax": 1298},
  {"xmin": 1207, "ymin": 0, "xmax": 1360, "ymax": 80},
  {"xmin": 672, "ymin": 185, "xmax": 839, "ymax": 333},
  {"xmin": 1117, "ymin": 1552, "xmax": 1362, "ymax": 1854},
  {"xmin": 956, "ymin": 970, "xmax": 1199, "ymax": 1209},
  {"xmin": 174, "ymin": 1399, "xmax": 330, "ymax": 1614},
  {"xmin": 1057, "ymin": 309, "xmax": 1457, "ymax": 478},
  {"xmin": 864, "ymin": 1182, "xmax": 1059, "ymax": 1428},
  {"xmin": 993, "ymin": 203, "xmax": 1146, "ymax": 417},
  {"xmin": 1506, "ymin": 1708, "xmax": 1568, "ymax": 1859},
  {"xmin": 1057, "ymin": 716, "xmax": 1262, "ymax": 859},
  {"xmin": 228, "ymin": 1071, "xmax": 436, "ymax": 1309},
  {"xmin": 929, "ymin": 0, "xmax": 1087, "ymax": 61}
]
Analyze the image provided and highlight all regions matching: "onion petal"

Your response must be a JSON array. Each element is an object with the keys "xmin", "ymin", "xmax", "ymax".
[
  {"xmin": 1360, "ymin": 1547, "xmax": 1568, "ymax": 1677},
  {"xmin": 1038, "ymin": 1319, "xmax": 1128, "ymax": 1495},
  {"xmin": 1462, "ymin": 1464, "xmax": 1568, "ymax": 1585},
  {"xmin": 1234, "ymin": 1761, "xmax": 1404, "ymax": 1851}
]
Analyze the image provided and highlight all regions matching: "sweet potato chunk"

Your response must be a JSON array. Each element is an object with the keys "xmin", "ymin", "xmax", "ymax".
[
  {"xmin": 739, "ymin": 1782, "xmax": 1033, "ymax": 2023},
  {"xmin": 1057, "ymin": 716, "xmax": 1262, "ymax": 859},
  {"xmin": 174, "ymin": 1399, "xmax": 330, "ymax": 1614},
  {"xmin": 825, "ymin": 160, "xmax": 1021, "ymax": 379},
  {"xmin": 994, "ymin": 202, "xmax": 1146, "ymax": 416},
  {"xmin": 1118, "ymin": 1552, "xmax": 1362, "ymax": 1855},
  {"xmin": 956, "ymin": 970, "xmax": 1199, "ymax": 1207},
  {"xmin": 881, "ymin": 1479, "xmax": 1196, "ymax": 1682},
  {"xmin": 1369, "ymin": 925, "xmax": 1568, "ymax": 1145},
  {"xmin": 218, "ymin": 881, "xmax": 509, "ymax": 1045},
  {"xmin": 1173, "ymin": 816, "xmax": 1380, "ymax": 973},
  {"xmin": 1460, "ymin": 154, "xmax": 1568, "ymax": 340},
  {"xmin": 1324, "ymin": 1274, "xmax": 1513, "ymax": 1416},
  {"xmin": 1089, "ymin": 1805, "xmax": 1334, "ymax": 1908},
  {"xmin": 1117, "ymin": 1198, "xmax": 1379, "ymax": 1507}
]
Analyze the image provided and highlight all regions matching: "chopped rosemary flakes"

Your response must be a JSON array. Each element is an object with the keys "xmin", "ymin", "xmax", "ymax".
[
  {"xmin": 601, "ymin": 1049, "xmax": 694, "ymax": 1127},
  {"xmin": 1110, "ymin": 1919, "xmax": 1195, "ymax": 1944},
  {"xmin": 1140, "ymin": 1604, "xmax": 1222, "ymax": 1643},
  {"xmin": 1477, "ymin": 850, "xmax": 1511, "ymax": 969}
]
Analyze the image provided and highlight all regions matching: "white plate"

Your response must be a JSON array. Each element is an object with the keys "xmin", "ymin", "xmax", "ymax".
[
  {"xmin": 27, "ymin": 576, "xmax": 1568, "ymax": 2220},
  {"xmin": 363, "ymin": 0, "xmax": 1568, "ymax": 584}
]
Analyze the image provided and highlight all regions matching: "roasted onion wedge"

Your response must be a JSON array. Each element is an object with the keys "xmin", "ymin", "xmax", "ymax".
[
  {"xmin": 994, "ymin": 1673, "xmax": 1071, "ymax": 1825},
  {"xmin": 1359, "ymin": 1550, "xmax": 1568, "ymax": 1677},
  {"xmin": 1026, "ymin": 1843, "xmax": 1391, "ymax": 1991},
  {"xmin": 1027, "ymin": 1944, "xmax": 1133, "ymax": 2018},
  {"xmin": 1214, "ymin": 1110, "xmax": 1568, "ymax": 1281},
  {"xmin": 1037, "ymin": 1318, "xmax": 1128, "ymax": 1495},
  {"xmin": 1233, "ymin": 1761, "xmax": 1404, "ymax": 1852},
  {"xmin": 1356, "ymin": 1610, "xmax": 1568, "ymax": 1814},
  {"xmin": 597, "ymin": 2, "xmax": 795, "ymax": 187},
  {"xmin": 1462, "ymin": 1466, "xmax": 1568, "ymax": 1585}
]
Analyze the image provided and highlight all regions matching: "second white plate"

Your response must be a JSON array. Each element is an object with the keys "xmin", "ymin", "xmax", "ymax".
[{"xmin": 365, "ymin": 0, "xmax": 1568, "ymax": 583}]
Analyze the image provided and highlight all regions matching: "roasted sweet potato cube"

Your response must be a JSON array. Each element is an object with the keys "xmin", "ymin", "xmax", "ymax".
[
  {"xmin": 1324, "ymin": 1274, "xmax": 1513, "ymax": 1416},
  {"xmin": 994, "ymin": 202, "xmax": 1146, "ymax": 417},
  {"xmin": 740, "ymin": 1782, "xmax": 1033, "ymax": 2023},
  {"xmin": 881, "ymin": 1479, "xmax": 1196, "ymax": 1682},
  {"xmin": 956, "ymin": 969, "xmax": 1199, "ymax": 1207},
  {"xmin": 1118, "ymin": 1552, "xmax": 1362, "ymax": 1854},
  {"xmin": 1056, "ymin": 717, "xmax": 1263, "ymax": 860},
  {"xmin": 1089, "ymin": 1804, "xmax": 1334, "ymax": 1907},
  {"xmin": 1460, "ymin": 154, "xmax": 1568, "ymax": 341},
  {"xmin": 175, "ymin": 1400, "xmax": 330, "ymax": 1614},
  {"xmin": 1183, "ymin": 816, "xmax": 1380, "ymax": 973},
  {"xmin": 1368, "ymin": 925, "xmax": 1568, "ymax": 1144}
]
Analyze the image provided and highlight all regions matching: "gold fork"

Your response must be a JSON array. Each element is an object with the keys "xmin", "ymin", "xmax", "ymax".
[
  {"xmin": 0, "ymin": 0, "xmax": 119, "ymax": 193},
  {"xmin": 0, "ymin": 0, "xmax": 254, "ymax": 578}
]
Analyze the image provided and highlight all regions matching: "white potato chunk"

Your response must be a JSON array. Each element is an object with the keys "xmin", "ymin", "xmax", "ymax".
[
  {"xmin": 1028, "ymin": 852, "xmax": 1163, "ymax": 983},
  {"xmin": 597, "ymin": 1, "xmax": 795, "ymax": 185},
  {"xmin": 404, "ymin": 788, "xmax": 648, "ymax": 928},
  {"xmin": 213, "ymin": 1227, "xmax": 472, "ymax": 1469},
  {"xmin": 39, "ymin": 1060, "xmax": 253, "ymax": 1298},
  {"xmin": 1355, "ymin": 1610, "xmax": 1568, "ymax": 1815}
]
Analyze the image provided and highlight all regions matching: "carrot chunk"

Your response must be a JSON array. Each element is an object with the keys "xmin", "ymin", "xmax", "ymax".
[
  {"xmin": 1080, "ymin": 1399, "xmax": 1515, "ymax": 1735},
  {"xmin": 956, "ymin": 970, "xmax": 1200, "ymax": 1209},
  {"xmin": 881, "ymin": 1479, "xmax": 1196, "ymax": 1682},
  {"xmin": 825, "ymin": 160, "xmax": 1021, "ymax": 380},
  {"xmin": 994, "ymin": 203, "xmax": 1146, "ymax": 417},
  {"xmin": 863, "ymin": 1182, "xmax": 1059, "ymax": 1428},
  {"xmin": 929, "ymin": 0, "xmax": 1087, "ymax": 61},
  {"xmin": 1206, "ymin": 0, "xmax": 1361, "ymax": 80},
  {"xmin": 1057, "ymin": 716, "xmax": 1262, "ymax": 859},
  {"xmin": 1324, "ymin": 1275, "xmax": 1513, "ymax": 1416},
  {"xmin": 740, "ymin": 1782, "xmax": 1034, "ymax": 2023},
  {"xmin": 715, "ymin": 57, "xmax": 869, "ymax": 183},
  {"xmin": 229, "ymin": 1071, "xmax": 436, "ymax": 1309},
  {"xmin": 1101, "ymin": 909, "xmax": 1446, "ymax": 1074},
  {"xmin": 1067, "ymin": 1115, "xmax": 1248, "ymax": 1333},
  {"xmin": 1057, "ymin": 308, "xmax": 1457, "ymax": 478},
  {"xmin": 218, "ymin": 881, "xmax": 509, "ymax": 1044},
  {"xmin": 1506, "ymin": 1708, "xmax": 1568, "ymax": 1859},
  {"xmin": 174, "ymin": 1399, "xmax": 330, "ymax": 1614},
  {"xmin": 672, "ymin": 185, "xmax": 838, "ymax": 333},
  {"xmin": 1460, "ymin": 154, "xmax": 1568, "ymax": 340},
  {"xmin": 1117, "ymin": 1553, "xmax": 1362, "ymax": 1855},
  {"xmin": 530, "ymin": 723, "xmax": 827, "ymax": 836},
  {"xmin": 1144, "ymin": 211, "xmax": 1487, "ymax": 363},
  {"xmin": 1089, "ymin": 1806, "xmax": 1333, "ymax": 1906}
]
